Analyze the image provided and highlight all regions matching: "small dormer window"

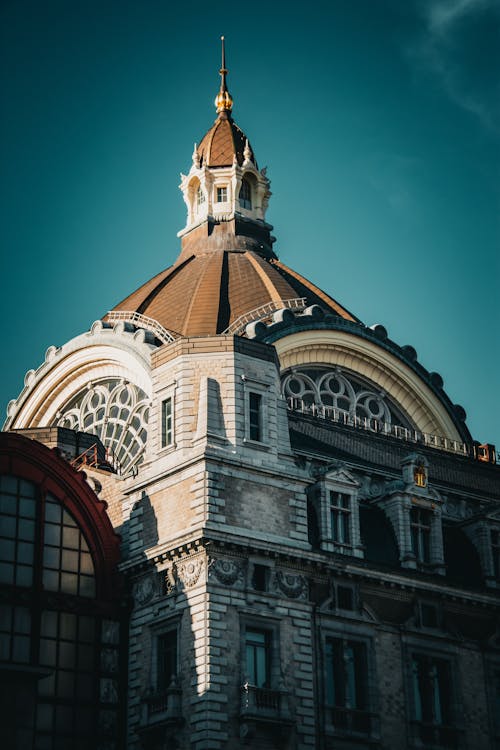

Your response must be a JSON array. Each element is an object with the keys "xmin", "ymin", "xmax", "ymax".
[
  {"xmin": 239, "ymin": 178, "xmax": 252, "ymax": 209},
  {"xmin": 216, "ymin": 186, "xmax": 227, "ymax": 203},
  {"xmin": 197, "ymin": 185, "xmax": 205, "ymax": 206},
  {"xmin": 330, "ymin": 492, "xmax": 351, "ymax": 545},
  {"xmin": 410, "ymin": 507, "xmax": 431, "ymax": 564}
]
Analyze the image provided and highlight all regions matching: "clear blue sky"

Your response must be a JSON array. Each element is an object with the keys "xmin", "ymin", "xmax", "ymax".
[{"xmin": 1, "ymin": 0, "xmax": 499, "ymax": 448}]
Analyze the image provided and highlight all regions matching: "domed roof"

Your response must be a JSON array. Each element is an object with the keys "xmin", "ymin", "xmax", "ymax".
[
  {"xmin": 107, "ymin": 248, "xmax": 360, "ymax": 338},
  {"xmin": 197, "ymin": 114, "xmax": 256, "ymax": 168},
  {"xmin": 106, "ymin": 40, "xmax": 360, "ymax": 339}
]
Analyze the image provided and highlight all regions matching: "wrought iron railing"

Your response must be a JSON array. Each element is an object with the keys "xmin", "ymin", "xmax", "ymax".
[
  {"xmin": 223, "ymin": 297, "xmax": 307, "ymax": 336},
  {"xmin": 240, "ymin": 683, "xmax": 290, "ymax": 717},
  {"xmin": 286, "ymin": 397, "xmax": 471, "ymax": 457},
  {"xmin": 106, "ymin": 310, "xmax": 178, "ymax": 344},
  {"xmin": 329, "ymin": 706, "xmax": 375, "ymax": 735},
  {"xmin": 141, "ymin": 683, "xmax": 182, "ymax": 724},
  {"xmin": 411, "ymin": 720, "xmax": 459, "ymax": 748}
]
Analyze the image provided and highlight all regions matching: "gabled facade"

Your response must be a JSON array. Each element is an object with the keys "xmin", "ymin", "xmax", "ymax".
[{"xmin": 1, "ymin": 41, "xmax": 499, "ymax": 750}]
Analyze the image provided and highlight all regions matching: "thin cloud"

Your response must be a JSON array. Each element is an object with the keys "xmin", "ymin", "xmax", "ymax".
[{"xmin": 408, "ymin": 0, "xmax": 500, "ymax": 132}]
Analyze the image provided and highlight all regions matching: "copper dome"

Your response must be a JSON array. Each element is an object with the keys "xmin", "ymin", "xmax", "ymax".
[
  {"xmin": 107, "ymin": 241, "xmax": 360, "ymax": 338},
  {"xmin": 197, "ymin": 113, "xmax": 256, "ymax": 169}
]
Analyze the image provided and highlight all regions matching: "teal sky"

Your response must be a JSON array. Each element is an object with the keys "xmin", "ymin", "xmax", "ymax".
[{"xmin": 1, "ymin": 0, "xmax": 499, "ymax": 448}]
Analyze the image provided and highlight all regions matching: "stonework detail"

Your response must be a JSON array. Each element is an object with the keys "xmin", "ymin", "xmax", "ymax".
[
  {"xmin": 175, "ymin": 556, "xmax": 205, "ymax": 589},
  {"xmin": 132, "ymin": 574, "xmax": 156, "ymax": 606},
  {"xmin": 274, "ymin": 570, "xmax": 308, "ymax": 599},
  {"xmin": 209, "ymin": 557, "xmax": 245, "ymax": 586}
]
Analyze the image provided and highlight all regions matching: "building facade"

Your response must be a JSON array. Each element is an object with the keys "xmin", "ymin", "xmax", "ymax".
[{"xmin": 1, "ymin": 45, "xmax": 500, "ymax": 750}]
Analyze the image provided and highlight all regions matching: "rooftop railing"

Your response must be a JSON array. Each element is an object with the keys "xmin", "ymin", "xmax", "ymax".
[
  {"xmin": 223, "ymin": 297, "xmax": 307, "ymax": 336},
  {"xmin": 106, "ymin": 310, "xmax": 178, "ymax": 344},
  {"xmin": 286, "ymin": 397, "xmax": 471, "ymax": 457}
]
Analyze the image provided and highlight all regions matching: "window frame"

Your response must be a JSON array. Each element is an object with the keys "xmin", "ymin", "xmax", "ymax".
[
  {"xmin": 240, "ymin": 617, "xmax": 281, "ymax": 691},
  {"xmin": 403, "ymin": 640, "xmax": 461, "ymax": 748},
  {"xmin": 239, "ymin": 177, "xmax": 252, "ymax": 210},
  {"xmin": 410, "ymin": 507, "xmax": 432, "ymax": 565},
  {"xmin": 215, "ymin": 185, "xmax": 228, "ymax": 204},
  {"xmin": 321, "ymin": 627, "xmax": 377, "ymax": 738},
  {"xmin": 242, "ymin": 378, "xmax": 269, "ymax": 448}
]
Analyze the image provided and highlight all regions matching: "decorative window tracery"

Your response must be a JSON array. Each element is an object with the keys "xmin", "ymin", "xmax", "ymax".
[
  {"xmin": 281, "ymin": 367, "xmax": 410, "ymax": 429},
  {"xmin": 56, "ymin": 379, "xmax": 150, "ymax": 475}
]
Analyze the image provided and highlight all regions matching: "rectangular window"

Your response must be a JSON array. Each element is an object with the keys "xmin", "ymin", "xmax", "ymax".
[
  {"xmin": 411, "ymin": 654, "xmax": 455, "ymax": 746},
  {"xmin": 248, "ymin": 392, "xmax": 262, "ymax": 442},
  {"xmin": 411, "ymin": 507, "xmax": 431, "ymax": 564},
  {"xmin": 325, "ymin": 637, "xmax": 370, "ymax": 734},
  {"xmin": 216, "ymin": 186, "xmax": 227, "ymax": 203},
  {"xmin": 245, "ymin": 628, "xmax": 270, "ymax": 688},
  {"xmin": 161, "ymin": 397, "xmax": 173, "ymax": 449},
  {"xmin": 157, "ymin": 629, "xmax": 177, "ymax": 691},
  {"xmin": 330, "ymin": 492, "xmax": 351, "ymax": 545}
]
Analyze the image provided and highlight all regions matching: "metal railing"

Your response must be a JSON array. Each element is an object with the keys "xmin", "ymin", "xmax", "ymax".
[
  {"xmin": 223, "ymin": 297, "xmax": 307, "ymax": 336},
  {"xmin": 70, "ymin": 442, "xmax": 124, "ymax": 475},
  {"xmin": 106, "ymin": 310, "xmax": 178, "ymax": 344},
  {"xmin": 286, "ymin": 397, "xmax": 470, "ymax": 457},
  {"xmin": 240, "ymin": 683, "xmax": 289, "ymax": 717},
  {"xmin": 329, "ymin": 706, "xmax": 375, "ymax": 735}
]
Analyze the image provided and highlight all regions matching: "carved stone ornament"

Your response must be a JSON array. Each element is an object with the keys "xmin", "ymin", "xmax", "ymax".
[
  {"xmin": 275, "ymin": 570, "xmax": 307, "ymax": 599},
  {"xmin": 132, "ymin": 574, "xmax": 156, "ymax": 606},
  {"xmin": 176, "ymin": 556, "xmax": 205, "ymax": 589},
  {"xmin": 210, "ymin": 557, "xmax": 245, "ymax": 586}
]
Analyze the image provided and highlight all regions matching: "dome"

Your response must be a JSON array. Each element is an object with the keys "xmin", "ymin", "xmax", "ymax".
[
  {"xmin": 106, "ymin": 42, "xmax": 359, "ymax": 339},
  {"xmin": 106, "ymin": 247, "xmax": 360, "ymax": 338},
  {"xmin": 197, "ymin": 114, "xmax": 256, "ymax": 168}
]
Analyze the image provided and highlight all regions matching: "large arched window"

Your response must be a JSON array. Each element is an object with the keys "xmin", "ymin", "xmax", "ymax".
[
  {"xmin": 0, "ymin": 433, "xmax": 126, "ymax": 750},
  {"xmin": 56, "ymin": 378, "xmax": 150, "ymax": 475}
]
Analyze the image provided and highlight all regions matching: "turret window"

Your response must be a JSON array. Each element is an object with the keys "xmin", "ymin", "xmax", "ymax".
[
  {"xmin": 239, "ymin": 178, "xmax": 252, "ymax": 209},
  {"xmin": 197, "ymin": 185, "xmax": 205, "ymax": 206},
  {"xmin": 216, "ymin": 186, "xmax": 227, "ymax": 203}
]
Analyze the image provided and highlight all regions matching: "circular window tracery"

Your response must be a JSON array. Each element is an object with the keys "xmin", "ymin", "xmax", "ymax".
[
  {"xmin": 281, "ymin": 367, "xmax": 410, "ymax": 428},
  {"xmin": 55, "ymin": 379, "xmax": 150, "ymax": 475}
]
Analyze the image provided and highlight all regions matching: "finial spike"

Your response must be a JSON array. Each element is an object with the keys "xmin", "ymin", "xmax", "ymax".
[{"xmin": 215, "ymin": 35, "xmax": 233, "ymax": 115}]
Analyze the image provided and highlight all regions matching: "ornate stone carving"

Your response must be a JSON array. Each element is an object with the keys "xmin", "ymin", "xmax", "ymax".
[
  {"xmin": 210, "ymin": 557, "xmax": 245, "ymax": 586},
  {"xmin": 176, "ymin": 556, "xmax": 205, "ymax": 589},
  {"xmin": 132, "ymin": 574, "xmax": 156, "ymax": 606},
  {"xmin": 274, "ymin": 570, "xmax": 307, "ymax": 599}
]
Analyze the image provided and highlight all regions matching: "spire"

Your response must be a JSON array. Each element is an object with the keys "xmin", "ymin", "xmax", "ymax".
[{"xmin": 215, "ymin": 36, "xmax": 233, "ymax": 116}]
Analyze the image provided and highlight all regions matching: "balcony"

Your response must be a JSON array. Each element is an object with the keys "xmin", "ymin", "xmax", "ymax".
[
  {"xmin": 411, "ymin": 720, "xmax": 460, "ymax": 748},
  {"xmin": 138, "ymin": 681, "xmax": 183, "ymax": 748},
  {"xmin": 241, "ymin": 681, "xmax": 294, "ymax": 718}
]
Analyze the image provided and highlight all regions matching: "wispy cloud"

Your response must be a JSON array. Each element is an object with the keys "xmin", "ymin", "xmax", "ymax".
[
  {"xmin": 408, "ymin": 0, "xmax": 500, "ymax": 132},
  {"xmin": 366, "ymin": 153, "xmax": 422, "ymax": 217}
]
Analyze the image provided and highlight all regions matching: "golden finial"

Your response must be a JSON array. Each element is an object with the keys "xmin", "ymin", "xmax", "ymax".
[{"xmin": 215, "ymin": 35, "xmax": 233, "ymax": 115}]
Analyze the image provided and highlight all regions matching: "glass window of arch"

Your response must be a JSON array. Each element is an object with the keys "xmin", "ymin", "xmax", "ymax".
[
  {"xmin": 196, "ymin": 184, "xmax": 205, "ymax": 206},
  {"xmin": 239, "ymin": 178, "xmax": 252, "ymax": 209},
  {"xmin": 0, "ymin": 471, "xmax": 124, "ymax": 748}
]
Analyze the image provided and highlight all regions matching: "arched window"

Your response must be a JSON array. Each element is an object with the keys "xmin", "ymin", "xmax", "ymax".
[
  {"xmin": 0, "ymin": 433, "xmax": 126, "ymax": 750},
  {"xmin": 239, "ymin": 178, "xmax": 252, "ymax": 210}
]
